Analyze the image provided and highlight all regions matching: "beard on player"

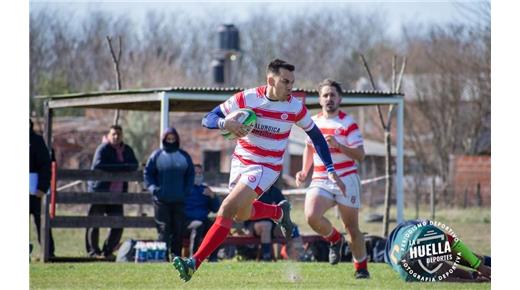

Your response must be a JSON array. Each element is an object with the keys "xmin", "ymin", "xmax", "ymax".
[{"xmin": 325, "ymin": 100, "xmax": 339, "ymax": 114}]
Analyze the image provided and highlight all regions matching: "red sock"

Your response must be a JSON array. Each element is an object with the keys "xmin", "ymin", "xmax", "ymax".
[
  {"xmin": 354, "ymin": 256, "xmax": 368, "ymax": 271},
  {"xmin": 193, "ymin": 216, "xmax": 232, "ymax": 269},
  {"xmin": 324, "ymin": 228, "xmax": 341, "ymax": 244},
  {"xmin": 249, "ymin": 200, "xmax": 282, "ymax": 221}
]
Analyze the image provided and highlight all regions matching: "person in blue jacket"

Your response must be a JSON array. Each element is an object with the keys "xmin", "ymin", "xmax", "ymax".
[
  {"xmin": 144, "ymin": 127, "xmax": 195, "ymax": 258},
  {"xmin": 184, "ymin": 164, "xmax": 221, "ymax": 256}
]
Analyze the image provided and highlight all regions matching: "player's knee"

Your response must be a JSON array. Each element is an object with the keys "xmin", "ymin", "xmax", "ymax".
[
  {"xmin": 218, "ymin": 199, "xmax": 239, "ymax": 218},
  {"xmin": 305, "ymin": 211, "xmax": 321, "ymax": 226},
  {"xmin": 233, "ymin": 211, "xmax": 250, "ymax": 222}
]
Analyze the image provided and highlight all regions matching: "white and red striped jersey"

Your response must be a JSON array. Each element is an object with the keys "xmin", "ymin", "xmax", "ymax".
[
  {"xmin": 306, "ymin": 110, "xmax": 363, "ymax": 179},
  {"xmin": 220, "ymin": 86, "xmax": 315, "ymax": 172}
]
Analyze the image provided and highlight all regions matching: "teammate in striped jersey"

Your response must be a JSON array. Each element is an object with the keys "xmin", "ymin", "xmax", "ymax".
[
  {"xmin": 296, "ymin": 79, "xmax": 370, "ymax": 279},
  {"xmin": 172, "ymin": 60, "xmax": 345, "ymax": 282}
]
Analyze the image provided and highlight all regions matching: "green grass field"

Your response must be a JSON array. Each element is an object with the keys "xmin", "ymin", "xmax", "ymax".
[
  {"xmin": 29, "ymin": 205, "xmax": 491, "ymax": 258},
  {"xmin": 29, "ymin": 206, "xmax": 491, "ymax": 289},
  {"xmin": 30, "ymin": 261, "xmax": 491, "ymax": 290}
]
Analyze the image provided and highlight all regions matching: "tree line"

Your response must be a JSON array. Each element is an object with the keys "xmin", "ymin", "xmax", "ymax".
[{"xmin": 30, "ymin": 3, "xmax": 490, "ymax": 206}]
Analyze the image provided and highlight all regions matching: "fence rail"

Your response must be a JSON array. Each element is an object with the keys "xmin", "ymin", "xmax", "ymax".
[
  {"xmin": 41, "ymin": 169, "xmax": 150, "ymax": 262},
  {"xmin": 50, "ymin": 216, "xmax": 156, "ymax": 228},
  {"xmin": 55, "ymin": 192, "xmax": 152, "ymax": 204},
  {"xmin": 57, "ymin": 169, "xmax": 143, "ymax": 181}
]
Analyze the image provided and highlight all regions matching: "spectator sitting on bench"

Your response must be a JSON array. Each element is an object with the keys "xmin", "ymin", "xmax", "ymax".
[
  {"xmin": 183, "ymin": 164, "xmax": 221, "ymax": 259},
  {"xmin": 243, "ymin": 179, "xmax": 286, "ymax": 261}
]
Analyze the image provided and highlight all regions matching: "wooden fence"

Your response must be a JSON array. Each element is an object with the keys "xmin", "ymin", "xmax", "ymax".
[
  {"xmin": 40, "ymin": 169, "xmax": 318, "ymax": 263},
  {"xmin": 41, "ymin": 169, "xmax": 153, "ymax": 262}
]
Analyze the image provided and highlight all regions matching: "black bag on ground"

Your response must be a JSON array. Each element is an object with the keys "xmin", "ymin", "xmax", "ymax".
[
  {"xmin": 309, "ymin": 239, "xmax": 329, "ymax": 262},
  {"xmin": 116, "ymin": 239, "xmax": 136, "ymax": 262},
  {"xmin": 340, "ymin": 235, "xmax": 387, "ymax": 262},
  {"xmin": 364, "ymin": 235, "xmax": 387, "ymax": 263},
  {"xmin": 308, "ymin": 234, "xmax": 388, "ymax": 263}
]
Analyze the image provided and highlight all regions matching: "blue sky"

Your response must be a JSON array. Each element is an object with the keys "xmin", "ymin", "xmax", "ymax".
[{"xmin": 30, "ymin": 0, "xmax": 481, "ymax": 38}]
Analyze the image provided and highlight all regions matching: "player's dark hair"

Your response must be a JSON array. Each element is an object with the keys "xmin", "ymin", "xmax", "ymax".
[
  {"xmin": 267, "ymin": 59, "xmax": 295, "ymax": 75},
  {"xmin": 194, "ymin": 164, "xmax": 203, "ymax": 170},
  {"xmin": 318, "ymin": 79, "xmax": 343, "ymax": 96},
  {"xmin": 109, "ymin": 124, "xmax": 123, "ymax": 132}
]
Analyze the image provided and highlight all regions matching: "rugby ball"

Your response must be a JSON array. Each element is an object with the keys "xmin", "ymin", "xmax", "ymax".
[{"xmin": 220, "ymin": 108, "xmax": 257, "ymax": 139}]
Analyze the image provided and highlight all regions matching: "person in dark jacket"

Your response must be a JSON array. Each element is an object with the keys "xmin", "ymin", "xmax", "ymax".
[
  {"xmin": 144, "ymin": 127, "xmax": 195, "ymax": 258},
  {"xmin": 184, "ymin": 164, "xmax": 221, "ymax": 256},
  {"xmin": 29, "ymin": 119, "xmax": 55, "ymax": 257},
  {"xmin": 244, "ymin": 182, "xmax": 286, "ymax": 261},
  {"xmin": 85, "ymin": 125, "xmax": 138, "ymax": 258}
]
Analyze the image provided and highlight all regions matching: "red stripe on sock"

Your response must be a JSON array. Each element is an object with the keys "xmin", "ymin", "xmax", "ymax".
[
  {"xmin": 324, "ymin": 228, "xmax": 341, "ymax": 244},
  {"xmin": 354, "ymin": 257, "xmax": 368, "ymax": 271},
  {"xmin": 193, "ymin": 216, "xmax": 232, "ymax": 269},
  {"xmin": 249, "ymin": 200, "xmax": 282, "ymax": 220}
]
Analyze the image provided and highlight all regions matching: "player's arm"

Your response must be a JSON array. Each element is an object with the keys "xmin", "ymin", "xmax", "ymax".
[
  {"xmin": 326, "ymin": 121, "xmax": 365, "ymax": 162},
  {"xmin": 327, "ymin": 137, "xmax": 365, "ymax": 162},
  {"xmin": 202, "ymin": 105, "xmax": 226, "ymax": 129},
  {"xmin": 305, "ymin": 125, "xmax": 346, "ymax": 194},
  {"xmin": 295, "ymin": 143, "xmax": 313, "ymax": 187},
  {"xmin": 201, "ymin": 105, "xmax": 249, "ymax": 137}
]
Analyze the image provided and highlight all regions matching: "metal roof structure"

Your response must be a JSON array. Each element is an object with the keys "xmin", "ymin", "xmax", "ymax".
[
  {"xmin": 37, "ymin": 87, "xmax": 402, "ymax": 112},
  {"xmin": 39, "ymin": 86, "xmax": 406, "ymax": 223}
]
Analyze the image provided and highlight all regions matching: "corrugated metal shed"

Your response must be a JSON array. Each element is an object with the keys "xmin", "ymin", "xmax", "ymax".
[
  {"xmin": 38, "ymin": 86, "xmax": 406, "ymax": 223},
  {"xmin": 37, "ymin": 87, "xmax": 402, "ymax": 112}
]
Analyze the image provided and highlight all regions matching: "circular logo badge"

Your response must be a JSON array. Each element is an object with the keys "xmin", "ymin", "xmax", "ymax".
[
  {"xmin": 398, "ymin": 220, "xmax": 461, "ymax": 282},
  {"xmin": 248, "ymin": 175, "xmax": 257, "ymax": 183},
  {"xmin": 281, "ymin": 113, "xmax": 288, "ymax": 120}
]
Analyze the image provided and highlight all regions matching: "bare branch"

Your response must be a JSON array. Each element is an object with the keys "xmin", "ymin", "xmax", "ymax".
[
  {"xmin": 359, "ymin": 54, "xmax": 378, "ymax": 90},
  {"xmin": 360, "ymin": 54, "xmax": 386, "ymax": 129},
  {"xmin": 396, "ymin": 57, "xmax": 407, "ymax": 92},
  {"xmin": 392, "ymin": 55, "xmax": 396, "ymax": 92},
  {"xmin": 386, "ymin": 104, "xmax": 396, "ymax": 129},
  {"xmin": 118, "ymin": 36, "xmax": 122, "ymax": 63},
  {"xmin": 106, "ymin": 35, "xmax": 124, "ymax": 125},
  {"xmin": 106, "ymin": 36, "xmax": 118, "ymax": 65}
]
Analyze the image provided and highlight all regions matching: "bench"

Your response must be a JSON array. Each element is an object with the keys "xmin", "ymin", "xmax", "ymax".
[{"xmin": 41, "ymin": 169, "xmax": 318, "ymax": 263}]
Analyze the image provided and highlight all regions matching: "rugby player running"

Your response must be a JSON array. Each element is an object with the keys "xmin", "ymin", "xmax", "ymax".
[
  {"xmin": 296, "ymin": 79, "xmax": 370, "ymax": 278},
  {"xmin": 172, "ymin": 59, "xmax": 346, "ymax": 282}
]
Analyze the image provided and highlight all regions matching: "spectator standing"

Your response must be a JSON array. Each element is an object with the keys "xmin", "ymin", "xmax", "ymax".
[
  {"xmin": 29, "ymin": 119, "xmax": 55, "ymax": 257},
  {"xmin": 144, "ymin": 127, "xmax": 195, "ymax": 258},
  {"xmin": 85, "ymin": 125, "xmax": 138, "ymax": 258}
]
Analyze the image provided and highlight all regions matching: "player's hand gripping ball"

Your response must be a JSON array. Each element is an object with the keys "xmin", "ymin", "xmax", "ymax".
[{"xmin": 221, "ymin": 108, "xmax": 257, "ymax": 139}]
